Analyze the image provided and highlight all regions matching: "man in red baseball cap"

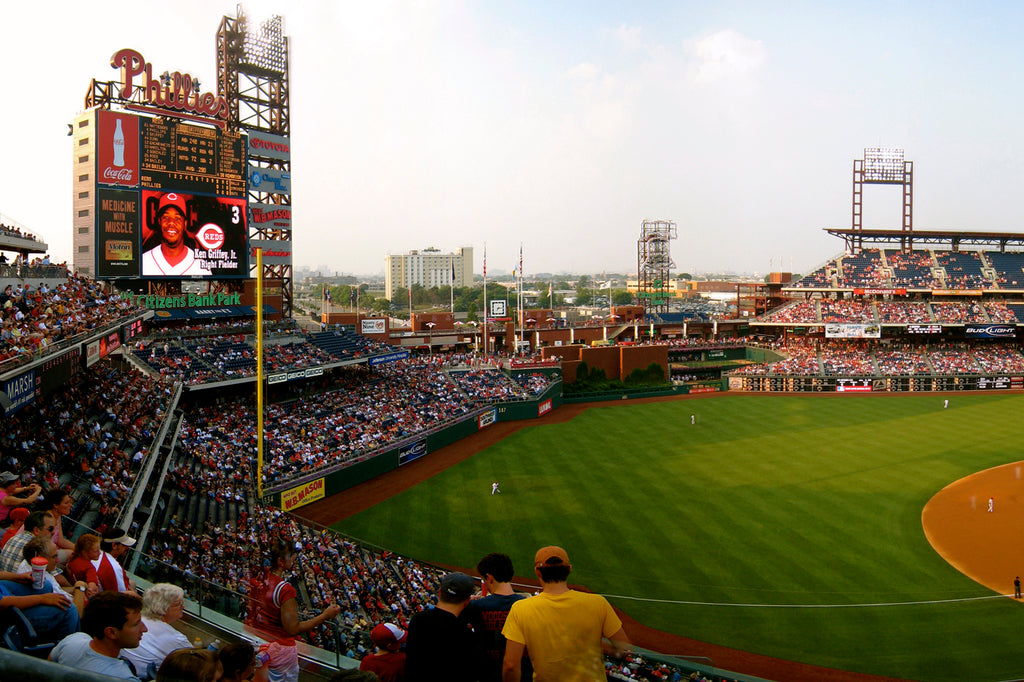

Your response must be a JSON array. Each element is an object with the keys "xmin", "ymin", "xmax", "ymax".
[
  {"xmin": 501, "ymin": 546, "xmax": 631, "ymax": 681},
  {"xmin": 360, "ymin": 622, "xmax": 407, "ymax": 681}
]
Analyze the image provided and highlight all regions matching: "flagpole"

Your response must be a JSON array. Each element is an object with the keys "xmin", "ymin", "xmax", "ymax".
[
  {"xmin": 518, "ymin": 244, "xmax": 523, "ymax": 355},
  {"xmin": 482, "ymin": 243, "xmax": 488, "ymax": 356}
]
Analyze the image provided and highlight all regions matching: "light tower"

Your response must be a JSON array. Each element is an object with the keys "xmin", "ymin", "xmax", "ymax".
[
  {"xmin": 852, "ymin": 147, "xmax": 913, "ymax": 252},
  {"xmin": 217, "ymin": 7, "xmax": 294, "ymax": 316},
  {"xmin": 637, "ymin": 219, "xmax": 676, "ymax": 315}
]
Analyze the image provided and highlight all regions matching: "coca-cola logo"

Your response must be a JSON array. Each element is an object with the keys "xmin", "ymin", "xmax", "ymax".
[
  {"xmin": 195, "ymin": 224, "xmax": 225, "ymax": 250},
  {"xmin": 102, "ymin": 167, "xmax": 135, "ymax": 182}
]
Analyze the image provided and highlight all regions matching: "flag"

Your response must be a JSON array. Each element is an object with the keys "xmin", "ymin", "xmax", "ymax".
[
  {"xmin": 549, "ymin": 282, "xmax": 553, "ymax": 302},
  {"xmin": 483, "ymin": 245, "xmax": 487, "ymax": 278},
  {"xmin": 451, "ymin": 261, "xmax": 456, "ymax": 283},
  {"xmin": 519, "ymin": 244, "xmax": 523, "ymax": 279}
]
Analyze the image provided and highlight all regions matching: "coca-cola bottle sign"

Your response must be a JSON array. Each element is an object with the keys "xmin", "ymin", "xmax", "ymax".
[{"xmin": 97, "ymin": 110, "xmax": 139, "ymax": 188}]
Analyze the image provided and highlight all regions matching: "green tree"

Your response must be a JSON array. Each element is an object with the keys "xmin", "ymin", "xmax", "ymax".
[{"xmin": 612, "ymin": 289, "xmax": 634, "ymax": 305}]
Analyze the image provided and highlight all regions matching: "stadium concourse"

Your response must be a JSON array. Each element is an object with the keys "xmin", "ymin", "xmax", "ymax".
[{"xmin": 7, "ymin": 251, "xmax": 1024, "ymax": 680}]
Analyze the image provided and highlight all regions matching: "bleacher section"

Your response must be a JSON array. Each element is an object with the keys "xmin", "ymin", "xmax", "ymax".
[
  {"xmin": 886, "ymin": 249, "xmax": 939, "ymax": 289},
  {"xmin": 838, "ymin": 248, "xmax": 885, "ymax": 287},
  {"xmin": 987, "ymin": 251, "xmax": 1024, "ymax": 288},
  {"xmin": 790, "ymin": 248, "xmax": 1024, "ymax": 291},
  {"xmin": 308, "ymin": 330, "xmax": 381, "ymax": 358},
  {"xmin": 935, "ymin": 251, "xmax": 988, "ymax": 289}
]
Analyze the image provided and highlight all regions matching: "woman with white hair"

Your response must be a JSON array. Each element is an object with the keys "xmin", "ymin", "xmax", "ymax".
[{"xmin": 120, "ymin": 582, "xmax": 193, "ymax": 680}]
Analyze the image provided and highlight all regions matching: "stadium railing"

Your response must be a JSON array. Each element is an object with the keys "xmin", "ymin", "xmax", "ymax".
[{"xmin": 0, "ymin": 649, "xmax": 135, "ymax": 681}]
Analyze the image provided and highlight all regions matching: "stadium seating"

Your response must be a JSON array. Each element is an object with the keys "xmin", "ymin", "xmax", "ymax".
[
  {"xmin": 985, "ymin": 251, "xmax": 1024, "ymax": 288},
  {"xmin": 839, "ymin": 249, "xmax": 886, "ymax": 287}
]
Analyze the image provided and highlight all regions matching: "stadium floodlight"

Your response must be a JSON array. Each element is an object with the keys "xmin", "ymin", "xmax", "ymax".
[
  {"xmin": 863, "ymin": 147, "xmax": 905, "ymax": 183},
  {"xmin": 241, "ymin": 12, "xmax": 287, "ymax": 75}
]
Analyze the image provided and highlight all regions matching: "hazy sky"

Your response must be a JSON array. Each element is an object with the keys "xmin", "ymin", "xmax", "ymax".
[{"xmin": 3, "ymin": 1, "xmax": 1024, "ymax": 278}]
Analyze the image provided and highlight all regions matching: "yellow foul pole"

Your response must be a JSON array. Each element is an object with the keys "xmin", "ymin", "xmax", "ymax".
[{"xmin": 256, "ymin": 248, "xmax": 264, "ymax": 501}]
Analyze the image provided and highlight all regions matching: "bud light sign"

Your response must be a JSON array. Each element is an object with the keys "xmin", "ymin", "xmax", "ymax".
[
  {"xmin": 3, "ymin": 371, "xmax": 36, "ymax": 415},
  {"xmin": 965, "ymin": 325, "xmax": 1016, "ymax": 338}
]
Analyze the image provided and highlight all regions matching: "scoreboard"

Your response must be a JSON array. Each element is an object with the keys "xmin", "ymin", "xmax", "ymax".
[
  {"xmin": 140, "ymin": 118, "xmax": 246, "ymax": 197},
  {"xmin": 94, "ymin": 109, "xmax": 248, "ymax": 280}
]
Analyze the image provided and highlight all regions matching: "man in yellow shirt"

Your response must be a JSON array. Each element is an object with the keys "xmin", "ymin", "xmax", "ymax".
[{"xmin": 501, "ymin": 546, "xmax": 630, "ymax": 682}]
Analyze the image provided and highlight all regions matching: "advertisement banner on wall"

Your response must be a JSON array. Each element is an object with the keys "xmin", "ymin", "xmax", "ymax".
[
  {"xmin": 825, "ymin": 324, "xmax": 881, "ymax": 339},
  {"xmin": 249, "ymin": 202, "xmax": 292, "ymax": 230},
  {"xmin": 248, "ymin": 166, "xmax": 291, "ymax": 194},
  {"xmin": 479, "ymin": 409, "xmax": 497, "ymax": 429},
  {"xmin": 399, "ymin": 441, "xmax": 428, "ymax": 465},
  {"xmin": 281, "ymin": 478, "xmax": 325, "ymax": 511},
  {"xmin": 368, "ymin": 350, "xmax": 410, "ymax": 366},
  {"xmin": 96, "ymin": 188, "xmax": 141, "ymax": 278},
  {"xmin": 250, "ymin": 239, "xmax": 292, "ymax": 266},
  {"xmin": 361, "ymin": 319, "xmax": 387, "ymax": 334},
  {"xmin": 247, "ymin": 131, "xmax": 291, "ymax": 162},
  {"xmin": 965, "ymin": 325, "xmax": 1016, "ymax": 338},
  {"xmin": 2, "ymin": 371, "xmax": 36, "ymax": 415},
  {"xmin": 97, "ymin": 110, "xmax": 140, "ymax": 188}
]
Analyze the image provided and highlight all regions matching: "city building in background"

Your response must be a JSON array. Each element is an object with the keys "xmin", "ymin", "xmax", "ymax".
[{"xmin": 385, "ymin": 247, "xmax": 473, "ymax": 301}]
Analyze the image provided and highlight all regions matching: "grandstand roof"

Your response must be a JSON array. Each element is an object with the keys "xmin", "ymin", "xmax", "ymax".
[{"xmin": 824, "ymin": 228, "xmax": 1024, "ymax": 250}]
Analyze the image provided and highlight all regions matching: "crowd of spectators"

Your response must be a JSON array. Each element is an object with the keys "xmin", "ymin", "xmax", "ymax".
[
  {"xmin": 821, "ymin": 341, "xmax": 876, "ymax": 375},
  {"xmin": 819, "ymin": 299, "xmax": 876, "ymax": 324},
  {"xmin": 730, "ymin": 337, "xmax": 820, "ymax": 375},
  {"xmin": 935, "ymin": 251, "xmax": 989, "ymax": 289},
  {"xmin": 761, "ymin": 300, "xmax": 818, "ymax": 323},
  {"xmin": 987, "ymin": 251, "xmax": 1024, "ymax": 288},
  {"xmin": 790, "ymin": 264, "xmax": 834, "ymax": 288},
  {"xmin": 1, "ymin": 270, "xmax": 144, "ymax": 367},
  {"xmin": 0, "ymin": 222, "xmax": 43, "ymax": 242},
  {"xmin": 448, "ymin": 368, "xmax": 526, "ymax": 402},
  {"xmin": 838, "ymin": 249, "xmax": 886, "ymax": 287},
  {"xmin": 730, "ymin": 338, "xmax": 1024, "ymax": 378},
  {"xmin": 927, "ymin": 347, "xmax": 983, "ymax": 374},
  {"xmin": 875, "ymin": 301, "xmax": 932, "ymax": 324},
  {"xmin": 886, "ymin": 250, "xmax": 940, "ymax": 289},
  {"xmin": 983, "ymin": 303, "xmax": 1017, "ymax": 323},
  {"xmin": 512, "ymin": 371, "xmax": 555, "ymax": 395},
  {"xmin": 972, "ymin": 345, "xmax": 1024, "ymax": 373},
  {"xmin": 931, "ymin": 302, "xmax": 987, "ymax": 324},
  {"xmin": 133, "ymin": 333, "xmax": 361, "ymax": 385},
  {"xmin": 874, "ymin": 346, "xmax": 931, "ymax": 375},
  {"xmin": 171, "ymin": 355, "xmax": 486, "ymax": 485},
  {"xmin": 1, "ymin": 364, "xmax": 168, "ymax": 532}
]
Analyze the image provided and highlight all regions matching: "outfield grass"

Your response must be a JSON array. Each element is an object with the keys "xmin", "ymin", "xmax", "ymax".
[{"xmin": 333, "ymin": 393, "xmax": 1024, "ymax": 681}]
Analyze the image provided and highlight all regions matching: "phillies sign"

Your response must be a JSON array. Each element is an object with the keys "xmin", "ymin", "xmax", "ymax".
[{"xmin": 111, "ymin": 48, "xmax": 229, "ymax": 125}]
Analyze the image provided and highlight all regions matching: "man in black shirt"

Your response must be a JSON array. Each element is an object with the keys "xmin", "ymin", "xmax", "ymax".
[{"xmin": 405, "ymin": 571, "xmax": 478, "ymax": 681}]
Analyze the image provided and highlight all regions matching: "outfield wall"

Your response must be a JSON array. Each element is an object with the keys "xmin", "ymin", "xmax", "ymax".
[
  {"xmin": 265, "ymin": 381, "xmax": 563, "ymax": 510},
  {"xmin": 729, "ymin": 374, "xmax": 1022, "ymax": 392}
]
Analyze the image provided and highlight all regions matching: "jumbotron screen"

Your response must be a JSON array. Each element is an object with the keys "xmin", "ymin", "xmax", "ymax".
[{"xmin": 94, "ymin": 109, "xmax": 248, "ymax": 279}]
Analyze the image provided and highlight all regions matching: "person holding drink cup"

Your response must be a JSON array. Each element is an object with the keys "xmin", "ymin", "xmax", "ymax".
[{"xmin": 0, "ymin": 536, "xmax": 82, "ymax": 641}]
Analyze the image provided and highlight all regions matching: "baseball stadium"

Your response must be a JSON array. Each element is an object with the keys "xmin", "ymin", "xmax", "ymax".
[{"xmin": 5, "ymin": 7, "xmax": 1024, "ymax": 682}]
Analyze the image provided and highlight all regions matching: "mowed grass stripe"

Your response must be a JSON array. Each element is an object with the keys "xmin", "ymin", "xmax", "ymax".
[{"xmin": 333, "ymin": 393, "xmax": 1024, "ymax": 681}]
